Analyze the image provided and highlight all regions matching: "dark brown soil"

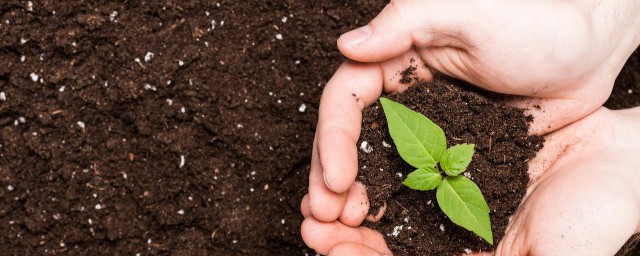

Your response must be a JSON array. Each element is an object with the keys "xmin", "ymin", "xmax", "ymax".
[
  {"xmin": 358, "ymin": 76, "xmax": 543, "ymax": 255},
  {"xmin": 0, "ymin": 0, "xmax": 638, "ymax": 255},
  {"xmin": 0, "ymin": 0, "xmax": 385, "ymax": 255},
  {"xmin": 606, "ymin": 49, "xmax": 640, "ymax": 110}
]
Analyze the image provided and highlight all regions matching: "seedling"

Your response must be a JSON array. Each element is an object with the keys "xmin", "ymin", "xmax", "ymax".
[{"xmin": 380, "ymin": 97, "xmax": 493, "ymax": 245}]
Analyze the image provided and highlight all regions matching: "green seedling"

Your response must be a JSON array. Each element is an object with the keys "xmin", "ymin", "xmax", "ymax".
[{"xmin": 380, "ymin": 97, "xmax": 493, "ymax": 245}]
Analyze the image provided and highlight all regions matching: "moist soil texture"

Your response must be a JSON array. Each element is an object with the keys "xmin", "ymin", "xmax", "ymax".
[
  {"xmin": 0, "ymin": 0, "xmax": 638, "ymax": 255},
  {"xmin": 0, "ymin": 0, "xmax": 386, "ymax": 255},
  {"xmin": 358, "ymin": 76, "xmax": 544, "ymax": 255}
]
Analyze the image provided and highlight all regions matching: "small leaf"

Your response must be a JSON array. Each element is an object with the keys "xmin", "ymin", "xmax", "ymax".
[
  {"xmin": 379, "ymin": 98, "xmax": 447, "ymax": 169},
  {"xmin": 402, "ymin": 167, "xmax": 442, "ymax": 191},
  {"xmin": 441, "ymin": 144, "xmax": 475, "ymax": 176},
  {"xmin": 436, "ymin": 176, "xmax": 493, "ymax": 244}
]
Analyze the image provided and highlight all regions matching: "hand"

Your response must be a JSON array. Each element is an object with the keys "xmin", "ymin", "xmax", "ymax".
[
  {"xmin": 302, "ymin": 106, "xmax": 640, "ymax": 255},
  {"xmin": 337, "ymin": 0, "xmax": 640, "ymax": 135}
]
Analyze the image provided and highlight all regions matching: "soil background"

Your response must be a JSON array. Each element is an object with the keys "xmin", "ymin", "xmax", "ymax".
[{"xmin": 0, "ymin": 0, "xmax": 638, "ymax": 255}]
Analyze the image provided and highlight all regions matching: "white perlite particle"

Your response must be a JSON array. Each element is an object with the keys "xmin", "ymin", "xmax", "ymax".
[
  {"xmin": 178, "ymin": 60, "xmax": 184, "ymax": 66},
  {"xmin": 391, "ymin": 225, "xmax": 403, "ymax": 237},
  {"xmin": 298, "ymin": 104, "xmax": 306, "ymax": 113},
  {"xmin": 360, "ymin": 141, "xmax": 373, "ymax": 153},
  {"xmin": 20, "ymin": 55, "xmax": 25, "ymax": 62},
  {"xmin": 77, "ymin": 121, "xmax": 85, "ymax": 129},
  {"xmin": 6, "ymin": 185, "xmax": 14, "ymax": 191},
  {"xmin": 94, "ymin": 204, "xmax": 102, "ymax": 210},
  {"xmin": 396, "ymin": 172, "xmax": 403, "ymax": 178},
  {"xmin": 439, "ymin": 224, "xmax": 445, "ymax": 232},
  {"xmin": 29, "ymin": 73, "xmax": 39, "ymax": 82},
  {"xmin": 281, "ymin": 17, "xmax": 287, "ymax": 23},
  {"xmin": 463, "ymin": 248, "xmax": 472, "ymax": 254},
  {"xmin": 382, "ymin": 141, "xmax": 391, "ymax": 148},
  {"xmin": 275, "ymin": 34, "xmax": 283, "ymax": 40},
  {"xmin": 0, "ymin": 92, "xmax": 6, "ymax": 101},
  {"xmin": 177, "ymin": 209, "xmax": 185, "ymax": 215},
  {"xmin": 629, "ymin": 89, "xmax": 634, "ymax": 94},
  {"xmin": 281, "ymin": 219, "xmax": 285, "ymax": 224},
  {"xmin": 109, "ymin": 11, "xmax": 118, "ymax": 22},
  {"xmin": 144, "ymin": 52, "xmax": 154, "ymax": 62},
  {"xmin": 144, "ymin": 84, "xmax": 156, "ymax": 91},
  {"xmin": 18, "ymin": 117, "xmax": 26, "ymax": 123},
  {"xmin": 179, "ymin": 155, "xmax": 185, "ymax": 168},
  {"xmin": 27, "ymin": 1, "xmax": 33, "ymax": 12}
]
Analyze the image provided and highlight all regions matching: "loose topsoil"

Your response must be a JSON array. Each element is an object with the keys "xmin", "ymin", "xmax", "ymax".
[
  {"xmin": 358, "ymin": 76, "xmax": 543, "ymax": 255},
  {"xmin": 0, "ymin": 0, "xmax": 638, "ymax": 255}
]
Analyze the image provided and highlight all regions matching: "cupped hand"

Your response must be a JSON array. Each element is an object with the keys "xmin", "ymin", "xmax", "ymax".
[{"xmin": 302, "ymin": 105, "xmax": 640, "ymax": 255}]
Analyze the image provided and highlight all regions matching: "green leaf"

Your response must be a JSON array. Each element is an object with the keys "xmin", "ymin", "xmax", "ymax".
[
  {"xmin": 379, "ymin": 98, "xmax": 447, "ymax": 169},
  {"xmin": 402, "ymin": 167, "xmax": 442, "ymax": 191},
  {"xmin": 441, "ymin": 144, "xmax": 475, "ymax": 176},
  {"xmin": 436, "ymin": 176, "xmax": 493, "ymax": 244}
]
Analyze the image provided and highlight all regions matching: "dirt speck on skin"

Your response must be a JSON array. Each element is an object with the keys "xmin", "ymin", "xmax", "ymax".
[{"xmin": 358, "ymin": 75, "xmax": 544, "ymax": 255}]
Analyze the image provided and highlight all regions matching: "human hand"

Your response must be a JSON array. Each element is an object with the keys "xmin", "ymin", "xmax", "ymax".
[
  {"xmin": 302, "ymin": 0, "xmax": 640, "ymax": 238},
  {"xmin": 302, "ymin": 106, "xmax": 640, "ymax": 255},
  {"xmin": 336, "ymin": 0, "xmax": 640, "ymax": 135}
]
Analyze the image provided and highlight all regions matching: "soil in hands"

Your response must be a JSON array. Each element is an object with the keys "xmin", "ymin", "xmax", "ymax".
[{"xmin": 357, "ymin": 75, "xmax": 544, "ymax": 255}]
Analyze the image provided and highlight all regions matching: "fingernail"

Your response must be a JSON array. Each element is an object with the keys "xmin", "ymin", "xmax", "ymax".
[
  {"xmin": 341, "ymin": 25, "xmax": 372, "ymax": 47},
  {"xmin": 323, "ymin": 172, "xmax": 335, "ymax": 192}
]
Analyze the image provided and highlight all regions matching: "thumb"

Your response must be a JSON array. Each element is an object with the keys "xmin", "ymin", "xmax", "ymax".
[{"xmin": 337, "ymin": 0, "xmax": 464, "ymax": 62}]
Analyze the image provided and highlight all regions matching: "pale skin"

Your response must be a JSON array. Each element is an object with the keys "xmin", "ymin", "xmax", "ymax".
[{"xmin": 301, "ymin": 0, "xmax": 640, "ymax": 255}]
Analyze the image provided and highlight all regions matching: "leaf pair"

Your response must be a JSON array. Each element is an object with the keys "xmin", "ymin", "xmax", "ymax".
[{"xmin": 380, "ymin": 97, "xmax": 493, "ymax": 245}]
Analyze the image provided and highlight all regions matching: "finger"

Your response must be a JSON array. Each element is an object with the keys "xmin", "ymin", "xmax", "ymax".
[
  {"xmin": 309, "ymin": 139, "xmax": 347, "ymax": 222},
  {"xmin": 319, "ymin": 54, "xmax": 432, "ymax": 194},
  {"xmin": 339, "ymin": 182, "xmax": 370, "ymax": 227},
  {"xmin": 301, "ymin": 194, "xmax": 311, "ymax": 218},
  {"xmin": 329, "ymin": 243, "xmax": 386, "ymax": 256},
  {"xmin": 316, "ymin": 62, "xmax": 384, "ymax": 194},
  {"xmin": 301, "ymin": 217, "xmax": 391, "ymax": 255},
  {"xmin": 378, "ymin": 48, "xmax": 433, "ymax": 94},
  {"xmin": 338, "ymin": 0, "xmax": 464, "ymax": 62}
]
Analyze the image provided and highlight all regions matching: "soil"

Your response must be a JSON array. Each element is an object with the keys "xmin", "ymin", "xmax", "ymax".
[
  {"xmin": 0, "ymin": 0, "xmax": 638, "ymax": 255},
  {"xmin": 0, "ymin": 0, "xmax": 385, "ymax": 255},
  {"xmin": 357, "ymin": 76, "xmax": 543, "ymax": 255},
  {"xmin": 606, "ymin": 48, "xmax": 640, "ymax": 110}
]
